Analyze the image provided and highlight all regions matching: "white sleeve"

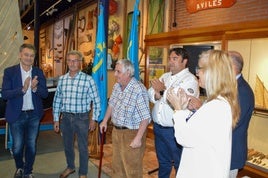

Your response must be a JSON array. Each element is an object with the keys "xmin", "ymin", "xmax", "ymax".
[
  {"xmin": 148, "ymin": 87, "xmax": 157, "ymax": 103},
  {"xmin": 179, "ymin": 76, "xmax": 199, "ymax": 97}
]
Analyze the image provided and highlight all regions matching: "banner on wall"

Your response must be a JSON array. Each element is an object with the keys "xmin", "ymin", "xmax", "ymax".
[
  {"xmin": 127, "ymin": 0, "xmax": 140, "ymax": 80},
  {"xmin": 92, "ymin": 4, "xmax": 107, "ymax": 123},
  {"xmin": 186, "ymin": 0, "xmax": 236, "ymax": 13}
]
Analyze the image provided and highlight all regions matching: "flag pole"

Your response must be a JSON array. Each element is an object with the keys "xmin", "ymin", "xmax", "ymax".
[{"xmin": 98, "ymin": 127, "xmax": 106, "ymax": 178}]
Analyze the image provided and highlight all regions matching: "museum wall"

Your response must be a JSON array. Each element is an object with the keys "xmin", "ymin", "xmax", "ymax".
[
  {"xmin": 35, "ymin": 0, "xmax": 149, "ymax": 95},
  {"xmin": 169, "ymin": 0, "xmax": 268, "ymax": 31}
]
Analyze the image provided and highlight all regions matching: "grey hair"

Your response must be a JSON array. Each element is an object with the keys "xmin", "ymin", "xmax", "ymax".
[
  {"xmin": 67, "ymin": 50, "xmax": 83, "ymax": 61},
  {"xmin": 228, "ymin": 51, "xmax": 244, "ymax": 73},
  {"xmin": 20, "ymin": 43, "xmax": 36, "ymax": 54},
  {"xmin": 116, "ymin": 59, "xmax": 134, "ymax": 77}
]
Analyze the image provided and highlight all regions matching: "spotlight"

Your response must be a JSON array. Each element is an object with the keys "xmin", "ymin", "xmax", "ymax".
[{"xmin": 46, "ymin": 8, "xmax": 58, "ymax": 16}]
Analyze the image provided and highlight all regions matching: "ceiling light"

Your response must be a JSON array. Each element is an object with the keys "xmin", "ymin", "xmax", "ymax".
[
  {"xmin": 46, "ymin": 8, "xmax": 58, "ymax": 16},
  {"xmin": 26, "ymin": 25, "xmax": 31, "ymax": 30}
]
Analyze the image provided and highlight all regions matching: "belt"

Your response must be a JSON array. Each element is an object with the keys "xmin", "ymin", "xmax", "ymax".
[
  {"xmin": 114, "ymin": 125, "xmax": 128, "ymax": 130},
  {"xmin": 22, "ymin": 110, "xmax": 33, "ymax": 113},
  {"xmin": 64, "ymin": 112, "xmax": 88, "ymax": 116}
]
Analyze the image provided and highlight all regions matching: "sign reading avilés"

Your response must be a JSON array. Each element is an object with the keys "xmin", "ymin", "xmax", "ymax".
[{"xmin": 186, "ymin": 0, "xmax": 236, "ymax": 13}]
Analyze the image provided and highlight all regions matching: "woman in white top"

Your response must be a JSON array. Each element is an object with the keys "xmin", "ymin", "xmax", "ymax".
[{"xmin": 167, "ymin": 50, "xmax": 240, "ymax": 178}]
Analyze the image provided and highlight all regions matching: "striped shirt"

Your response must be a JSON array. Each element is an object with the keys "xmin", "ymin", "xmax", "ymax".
[
  {"xmin": 109, "ymin": 78, "xmax": 151, "ymax": 129},
  {"xmin": 53, "ymin": 71, "xmax": 101, "ymax": 121}
]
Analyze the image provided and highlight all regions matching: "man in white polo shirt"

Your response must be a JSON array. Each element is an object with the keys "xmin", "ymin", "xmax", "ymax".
[{"xmin": 148, "ymin": 47, "xmax": 199, "ymax": 178}]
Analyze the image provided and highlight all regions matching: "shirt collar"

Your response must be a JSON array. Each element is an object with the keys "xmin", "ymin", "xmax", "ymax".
[
  {"xmin": 236, "ymin": 73, "xmax": 242, "ymax": 79},
  {"xmin": 172, "ymin": 68, "xmax": 189, "ymax": 78},
  {"xmin": 20, "ymin": 63, "xmax": 32, "ymax": 73}
]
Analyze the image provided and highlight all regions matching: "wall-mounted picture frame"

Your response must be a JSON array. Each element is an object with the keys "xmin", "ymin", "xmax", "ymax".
[{"xmin": 149, "ymin": 65, "xmax": 165, "ymax": 82}]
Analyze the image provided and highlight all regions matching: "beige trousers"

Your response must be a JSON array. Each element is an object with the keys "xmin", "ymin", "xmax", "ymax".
[{"xmin": 111, "ymin": 127, "xmax": 147, "ymax": 178}]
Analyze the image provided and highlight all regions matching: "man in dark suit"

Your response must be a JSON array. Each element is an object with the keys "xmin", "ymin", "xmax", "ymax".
[
  {"xmin": 1, "ymin": 44, "xmax": 48, "ymax": 178},
  {"xmin": 228, "ymin": 51, "xmax": 255, "ymax": 178}
]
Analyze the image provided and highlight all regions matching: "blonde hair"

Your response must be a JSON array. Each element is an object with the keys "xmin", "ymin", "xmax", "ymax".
[{"xmin": 199, "ymin": 50, "xmax": 240, "ymax": 128}]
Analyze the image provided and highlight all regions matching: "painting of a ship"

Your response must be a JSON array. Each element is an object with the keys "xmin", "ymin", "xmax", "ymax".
[{"xmin": 254, "ymin": 75, "xmax": 268, "ymax": 111}]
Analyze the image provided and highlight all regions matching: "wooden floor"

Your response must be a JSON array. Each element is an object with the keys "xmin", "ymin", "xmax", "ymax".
[
  {"xmin": 88, "ymin": 124, "xmax": 176, "ymax": 178},
  {"xmin": 88, "ymin": 124, "xmax": 265, "ymax": 178}
]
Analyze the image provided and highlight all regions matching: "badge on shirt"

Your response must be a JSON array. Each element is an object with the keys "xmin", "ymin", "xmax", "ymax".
[{"xmin": 187, "ymin": 88, "xmax": 194, "ymax": 94}]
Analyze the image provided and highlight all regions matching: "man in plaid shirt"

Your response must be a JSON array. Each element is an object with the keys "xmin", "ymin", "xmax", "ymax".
[
  {"xmin": 100, "ymin": 59, "xmax": 151, "ymax": 178},
  {"xmin": 52, "ymin": 50, "xmax": 100, "ymax": 178}
]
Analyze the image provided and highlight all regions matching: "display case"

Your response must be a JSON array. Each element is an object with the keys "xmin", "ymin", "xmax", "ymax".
[
  {"xmin": 228, "ymin": 39, "xmax": 268, "ymax": 177},
  {"xmin": 239, "ymin": 112, "xmax": 268, "ymax": 178}
]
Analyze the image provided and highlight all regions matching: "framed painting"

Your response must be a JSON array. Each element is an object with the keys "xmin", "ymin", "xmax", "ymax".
[{"xmin": 149, "ymin": 65, "xmax": 165, "ymax": 82}]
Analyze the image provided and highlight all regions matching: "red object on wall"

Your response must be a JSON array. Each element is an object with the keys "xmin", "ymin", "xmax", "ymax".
[
  {"xmin": 114, "ymin": 34, "xmax": 122, "ymax": 44},
  {"xmin": 109, "ymin": 0, "xmax": 118, "ymax": 15},
  {"xmin": 186, "ymin": 0, "xmax": 236, "ymax": 13}
]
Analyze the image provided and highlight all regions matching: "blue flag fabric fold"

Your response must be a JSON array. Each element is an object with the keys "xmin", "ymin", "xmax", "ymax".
[
  {"xmin": 92, "ymin": 4, "xmax": 107, "ymax": 123},
  {"xmin": 127, "ymin": 0, "xmax": 140, "ymax": 80}
]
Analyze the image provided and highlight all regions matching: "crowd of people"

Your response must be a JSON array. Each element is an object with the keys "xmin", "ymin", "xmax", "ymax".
[{"xmin": 1, "ymin": 43, "xmax": 254, "ymax": 178}]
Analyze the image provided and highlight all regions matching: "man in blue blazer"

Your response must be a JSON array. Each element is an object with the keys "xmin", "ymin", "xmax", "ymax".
[
  {"xmin": 1, "ymin": 44, "xmax": 48, "ymax": 178},
  {"xmin": 228, "ymin": 51, "xmax": 255, "ymax": 178}
]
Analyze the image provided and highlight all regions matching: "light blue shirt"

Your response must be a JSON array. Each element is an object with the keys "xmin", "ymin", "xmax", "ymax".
[{"xmin": 53, "ymin": 71, "xmax": 101, "ymax": 121}]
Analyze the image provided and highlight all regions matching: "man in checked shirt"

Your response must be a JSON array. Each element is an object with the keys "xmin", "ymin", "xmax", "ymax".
[
  {"xmin": 100, "ymin": 59, "xmax": 151, "ymax": 178},
  {"xmin": 52, "ymin": 50, "xmax": 101, "ymax": 178}
]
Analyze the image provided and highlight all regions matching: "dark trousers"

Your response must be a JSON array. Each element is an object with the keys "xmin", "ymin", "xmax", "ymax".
[
  {"xmin": 61, "ymin": 112, "xmax": 89, "ymax": 176},
  {"xmin": 154, "ymin": 122, "xmax": 182, "ymax": 178}
]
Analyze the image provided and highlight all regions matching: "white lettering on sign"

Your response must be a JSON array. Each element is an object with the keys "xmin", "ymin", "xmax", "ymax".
[
  {"xmin": 197, "ymin": 0, "xmax": 222, "ymax": 10},
  {"xmin": 186, "ymin": 0, "xmax": 236, "ymax": 13}
]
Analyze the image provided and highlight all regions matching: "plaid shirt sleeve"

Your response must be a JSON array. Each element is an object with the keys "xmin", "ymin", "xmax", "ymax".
[
  {"xmin": 88, "ymin": 77, "xmax": 101, "ymax": 121},
  {"xmin": 52, "ymin": 77, "xmax": 63, "ymax": 122}
]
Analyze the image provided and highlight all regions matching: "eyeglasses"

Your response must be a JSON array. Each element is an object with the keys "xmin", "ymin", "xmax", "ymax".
[
  {"xmin": 195, "ymin": 66, "xmax": 204, "ymax": 73},
  {"xmin": 67, "ymin": 59, "xmax": 81, "ymax": 63}
]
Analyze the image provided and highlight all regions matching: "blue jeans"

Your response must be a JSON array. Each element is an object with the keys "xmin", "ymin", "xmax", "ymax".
[
  {"xmin": 61, "ymin": 112, "xmax": 89, "ymax": 176},
  {"xmin": 153, "ymin": 123, "xmax": 182, "ymax": 178},
  {"xmin": 10, "ymin": 111, "xmax": 40, "ymax": 175}
]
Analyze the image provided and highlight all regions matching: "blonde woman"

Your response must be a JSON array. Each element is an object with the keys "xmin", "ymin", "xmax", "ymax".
[{"xmin": 167, "ymin": 50, "xmax": 240, "ymax": 178}]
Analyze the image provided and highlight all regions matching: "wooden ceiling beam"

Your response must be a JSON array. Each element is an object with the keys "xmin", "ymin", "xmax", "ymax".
[{"xmin": 20, "ymin": 3, "xmax": 34, "ymax": 19}]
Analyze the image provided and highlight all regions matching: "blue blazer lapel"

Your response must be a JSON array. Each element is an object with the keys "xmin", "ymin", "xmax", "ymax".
[{"xmin": 14, "ymin": 64, "xmax": 23, "ymax": 86}]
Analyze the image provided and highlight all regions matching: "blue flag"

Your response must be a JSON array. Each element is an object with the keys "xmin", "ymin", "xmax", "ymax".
[
  {"xmin": 127, "ymin": 0, "xmax": 140, "ymax": 80},
  {"xmin": 92, "ymin": 4, "xmax": 107, "ymax": 123}
]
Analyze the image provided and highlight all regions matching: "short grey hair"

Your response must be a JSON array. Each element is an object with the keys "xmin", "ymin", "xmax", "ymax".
[
  {"xmin": 67, "ymin": 50, "xmax": 83, "ymax": 61},
  {"xmin": 116, "ymin": 59, "xmax": 135, "ymax": 77},
  {"xmin": 228, "ymin": 51, "xmax": 244, "ymax": 73}
]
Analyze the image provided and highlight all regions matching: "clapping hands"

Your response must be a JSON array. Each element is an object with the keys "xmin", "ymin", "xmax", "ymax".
[
  {"xmin": 22, "ymin": 76, "xmax": 39, "ymax": 93},
  {"xmin": 31, "ymin": 76, "xmax": 38, "ymax": 91},
  {"xmin": 167, "ymin": 88, "xmax": 190, "ymax": 111}
]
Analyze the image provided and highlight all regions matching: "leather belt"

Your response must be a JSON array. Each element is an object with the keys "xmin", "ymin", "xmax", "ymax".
[
  {"xmin": 22, "ymin": 110, "xmax": 33, "ymax": 113},
  {"xmin": 114, "ymin": 125, "xmax": 128, "ymax": 130}
]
